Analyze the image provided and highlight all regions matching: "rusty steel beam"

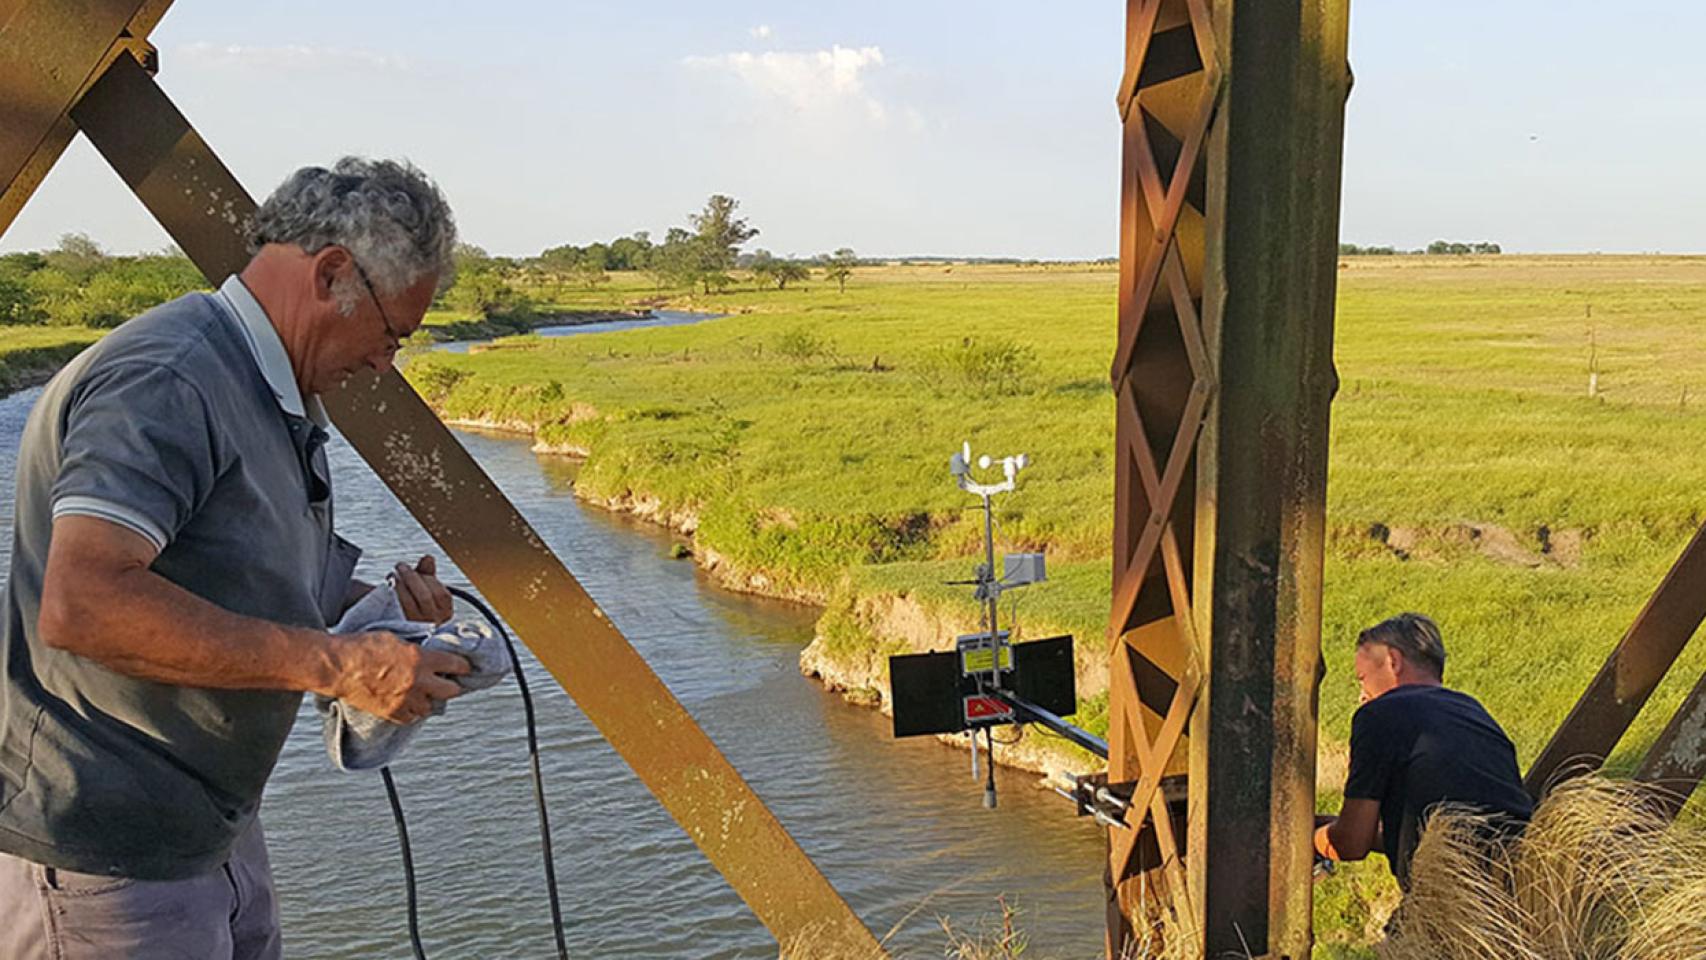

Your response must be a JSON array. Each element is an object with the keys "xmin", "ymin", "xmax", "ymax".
[
  {"xmin": 10, "ymin": 33, "xmax": 882, "ymax": 954},
  {"xmin": 1106, "ymin": 1, "xmax": 1348, "ymax": 957},
  {"xmin": 1106, "ymin": 0, "xmax": 1218, "ymax": 953},
  {"xmin": 0, "ymin": 0, "xmax": 170, "ymax": 235},
  {"xmin": 1636, "ymin": 670, "xmax": 1706, "ymax": 820},
  {"xmin": 1186, "ymin": 1, "xmax": 1349, "ymax": 958},
  {"xmin": 1526, "ymin": 521, "xmax": 1706, "ymax": 798}
]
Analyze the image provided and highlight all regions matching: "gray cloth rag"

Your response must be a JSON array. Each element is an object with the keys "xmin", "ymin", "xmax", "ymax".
[{"xmin": 316, "ymin": 583, "xmax": 509, "ymax": 771}]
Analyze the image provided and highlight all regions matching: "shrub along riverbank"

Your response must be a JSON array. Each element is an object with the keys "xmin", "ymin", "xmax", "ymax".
[{"xmin": 403, "ymin": 257, "xmax": 1706, "ymax": 956}]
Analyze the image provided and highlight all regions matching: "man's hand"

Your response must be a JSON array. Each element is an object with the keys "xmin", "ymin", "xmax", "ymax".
[
  {"xmin": 392, "ymin": 554, "xmax": 453, "ymax": 624},
  {"xmin": 332, "ymin": 631, "xmax": 470, "ymax": 724},
  {"xmin": 1316, "ymin": 799, "xmax": 1381, "ymax": 862}
]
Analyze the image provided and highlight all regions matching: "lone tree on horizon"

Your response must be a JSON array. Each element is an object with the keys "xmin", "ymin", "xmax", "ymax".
[
  {"xmin": 689, "ymin": 194, "xmax": 758, "ymax": 293},
  {"xmin": 750, "ymin": 250, "xmax": 810, "ymax": 291},
  {"xmin": 821, "ymin": 247, "xmax": 857, "ymax": 293}
]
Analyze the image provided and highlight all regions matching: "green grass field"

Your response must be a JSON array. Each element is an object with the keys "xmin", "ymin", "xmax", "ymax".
[
  {"xmin": 403, "ymin": 256, "xmax": 1706, "ymax": 955},
  {"xmin": 5, "ymin": 256, "xmax": 1703, "ymax": 955}
]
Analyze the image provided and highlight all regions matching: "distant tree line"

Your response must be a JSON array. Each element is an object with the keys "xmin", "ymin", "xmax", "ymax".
[
  {"xmin": 1425, "ymin": 240, "xmax": 1502, "ymax": 255},
  {"xmin": 0, "ymin": 234, "xmax": 204, "ymax": 327},
  {"xmin": 1339, "ymin": 240, "xmax": 1503, "ymax": 256},
  {"xmin": 438, "ymin": 194, "xmax": 862, "ymax": 321},
  {"xmin": 0, "ymin": 197, "xmax": 866, "ymax": 330}
]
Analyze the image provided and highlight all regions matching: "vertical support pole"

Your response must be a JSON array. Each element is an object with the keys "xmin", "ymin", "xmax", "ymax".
[
  {"xmin": 1109, "ymin": 1, "xmax": 1347, "ymax": 955},
  {"xmin": 1188, "ymin": 2, "xmax": 1349, "ymax": 958}
]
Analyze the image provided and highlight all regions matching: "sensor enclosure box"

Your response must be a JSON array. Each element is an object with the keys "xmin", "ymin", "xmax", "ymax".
[{"xmin": 1002, "ymin": 553, "xmax": 1046, "ymax": 587}]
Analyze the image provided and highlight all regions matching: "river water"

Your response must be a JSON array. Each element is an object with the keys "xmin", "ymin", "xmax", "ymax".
[{"xmin": 0, "ymin": 317, "xmax": 1106, "ymax": 958}]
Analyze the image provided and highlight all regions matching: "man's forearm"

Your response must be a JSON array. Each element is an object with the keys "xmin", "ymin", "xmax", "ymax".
[
  {"xmin": 40, "ymin": 562, "xmax": 347, "ymax": 696},
  {"xmin": 1316, "ymin": 798, "xmax": 1382, "ymax": 862}
]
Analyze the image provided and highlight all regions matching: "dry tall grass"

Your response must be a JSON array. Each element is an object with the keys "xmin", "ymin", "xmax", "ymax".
[
  {"xmin": 1382, "ymin": 777, "xmax": 1706, "ymax": 960},
  {"xmin": 776, "ymin": 892, "xmax": 1210, "ymax": 960},
  {"xmin": 782, "ymin": 777, "xmax": 1705, "ymax": 959}
]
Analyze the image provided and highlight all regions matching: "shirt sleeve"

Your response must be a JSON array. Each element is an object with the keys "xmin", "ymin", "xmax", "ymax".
[
  {"xmin": 1343, "ymin": 703, "xmax": 1396, "ymax": 801},
  {"xmin": 50, "ymin": 361, "xmax": 223, "ymax": 553}
]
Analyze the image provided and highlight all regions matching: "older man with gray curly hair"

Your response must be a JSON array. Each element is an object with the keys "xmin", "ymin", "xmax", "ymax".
[{"xmin": 0, "ymin": 158, "xmax": 468, "ymax": 960}]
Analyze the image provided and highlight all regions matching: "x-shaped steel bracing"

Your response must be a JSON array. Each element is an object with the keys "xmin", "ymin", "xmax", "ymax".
[{"xmin": 0, "ymin": 3, "xmax": 882, "ymax": 952}]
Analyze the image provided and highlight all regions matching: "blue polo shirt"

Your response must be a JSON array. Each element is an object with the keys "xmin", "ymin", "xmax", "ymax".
[{"xmin": 0, "ymin": 277, "xmax": 361, "ymax": 879}]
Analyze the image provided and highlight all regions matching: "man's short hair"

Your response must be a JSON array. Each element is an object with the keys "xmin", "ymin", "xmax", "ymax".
[
  {"xmin": 1358, "ymin": 612, "xmax": 1447, "ymax": 678},
  {"xmin": 249, "ymin": 156, "xmax": 457, "ymax": 296}
]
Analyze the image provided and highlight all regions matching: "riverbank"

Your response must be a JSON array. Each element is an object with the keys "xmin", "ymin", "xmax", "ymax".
[
  {"xmin": 439, "ymin": 412, "xmax": 1104, "ymax": 778},
  {"xmin": 0, "ymin": 303, "xmax": 663, "ymax": 399},
  {"xmin": 0, "ymin": 326, "xmax": 103, "ymax": 394},
  {"xmin": 417, "ymin": 307, "xmax": 656, "ymax": 344},
  {"xmin": 408, "ymin": 258, "xmax": 1706, "ymax": 764}
]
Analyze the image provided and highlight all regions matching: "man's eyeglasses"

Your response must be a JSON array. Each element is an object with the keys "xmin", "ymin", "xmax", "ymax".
[{"xmin": 350, "ymin": 258, "xmax": 404, "ymax": 350}]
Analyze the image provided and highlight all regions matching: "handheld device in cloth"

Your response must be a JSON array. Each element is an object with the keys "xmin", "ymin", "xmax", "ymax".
[{"xmin": 317, "ymin": 583, "xmax": 510, "ymax": 770}]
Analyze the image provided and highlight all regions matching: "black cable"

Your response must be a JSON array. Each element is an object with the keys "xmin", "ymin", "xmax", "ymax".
[
  {"xmin": 983, "ymin": 725, "xmax": 998, "ymax": 808},
  {"xmin": 380, "ymin": 765, "xmax": 427, "ymax": 960},
  {"xmin": 446, "ymin": 584, "xmax": 570, "ymax": 960},
  {"xmin": 377, "ymin": 586, "xmax": 569, "ymax": 960}
]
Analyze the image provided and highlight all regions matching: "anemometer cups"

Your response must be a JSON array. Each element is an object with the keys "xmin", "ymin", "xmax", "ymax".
[{"xmin": 949, "ymin": 443, "xmax": 1031, "ymax": 494}]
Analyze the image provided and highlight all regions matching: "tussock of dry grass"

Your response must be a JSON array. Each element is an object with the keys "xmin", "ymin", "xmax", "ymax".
[
  {"xmin": 776, "ymin": 924, "xmax": 888, "ymax": 960},
  {"xmin": 776, "ymin": 892, "xmax": 1209, "ymax": 960},
  {"xmin": 1382, "ymin": 777, "xmax": 1706, "ymax": 960}
]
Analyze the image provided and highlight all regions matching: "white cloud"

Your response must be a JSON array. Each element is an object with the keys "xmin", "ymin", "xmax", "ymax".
[
  {"xmin": 174, "ymin": 42, "xmax": 410, "ymax": 72},
  {"xmin": 749, "ymin": 24, "xmax": 773, "ymax": 40},
  {"xmin": 684, "ymin": 45, "xmax": 897, "ymax": 124}
]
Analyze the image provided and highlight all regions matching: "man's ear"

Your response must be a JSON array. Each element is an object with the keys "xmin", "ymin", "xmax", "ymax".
[
  {"xmin": 1384, "ymin": 645, "xmax": 1405, "ymax": 678},
  {"xmin": 310, "ymin": 246, "xmax": 352, "ymax": 302}
]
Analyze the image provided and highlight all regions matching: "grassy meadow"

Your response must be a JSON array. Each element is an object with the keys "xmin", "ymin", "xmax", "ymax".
[
  {"xmin": 401, "ymin": 256, "xmax": 1706, "ymax": 955},
  {"xmin": 3, "ymin": 255, "xmax": 1703, "ymax": 955}
]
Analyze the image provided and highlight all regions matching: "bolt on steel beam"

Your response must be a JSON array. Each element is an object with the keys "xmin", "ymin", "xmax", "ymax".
[{"xmin": 0, "ymin": 0, "xmax": 169, "ymax": 235}]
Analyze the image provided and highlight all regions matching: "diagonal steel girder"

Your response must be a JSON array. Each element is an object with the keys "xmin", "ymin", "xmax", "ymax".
[
  {"xmin": 0, "ymin": 0, "xmax": 170, "ymax": 236},
  {"xmin": 0, "ymin": 5, "xmax": 883, "ymax": 952},
  {"xmin": 1527, "ymin": 520, "xmax": 1706, "ymax": 808}
]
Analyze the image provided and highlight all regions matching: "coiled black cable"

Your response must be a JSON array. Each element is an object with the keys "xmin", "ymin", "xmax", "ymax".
[{"xmin": 378, "ymin": 584, "xmax": 569, "ymax": 960}]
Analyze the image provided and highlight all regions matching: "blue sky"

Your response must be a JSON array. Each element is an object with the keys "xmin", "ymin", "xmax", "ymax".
[{"xmin": 6, "ymin": 2, "xmax": 1706, "ymax": 258}]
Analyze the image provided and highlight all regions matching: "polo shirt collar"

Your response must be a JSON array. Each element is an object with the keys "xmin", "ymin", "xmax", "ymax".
[{"xmin": 216, "ymin": 275, "xmax": 328, "ymax": 428}]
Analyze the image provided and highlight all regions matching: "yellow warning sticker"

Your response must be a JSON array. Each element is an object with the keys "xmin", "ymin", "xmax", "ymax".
[{"xmin": 961, "ymin": 646, "xmax": 1012, "ymax": 674}]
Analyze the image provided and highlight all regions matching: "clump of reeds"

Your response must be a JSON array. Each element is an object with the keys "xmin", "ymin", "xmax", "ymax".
[
  {"xmin": 776, "ymin": 923, "xmax": 888, "ymax": 960},
  {"xmin": 937, "ymin": 895, "xmax": 1029, "ymax": 959},
  {"xmin": 1380, "ymin": 776, "xmax": 1706, "ymax": 960},
  {"xmin": 776, "ymin": 894, "xmax": 1069, "ymax": 960}
]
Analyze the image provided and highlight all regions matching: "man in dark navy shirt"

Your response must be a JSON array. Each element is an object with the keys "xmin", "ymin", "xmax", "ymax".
[{"xmin": 1314, "ymin": 613, "xmax": 1533, "ymax": 889}]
